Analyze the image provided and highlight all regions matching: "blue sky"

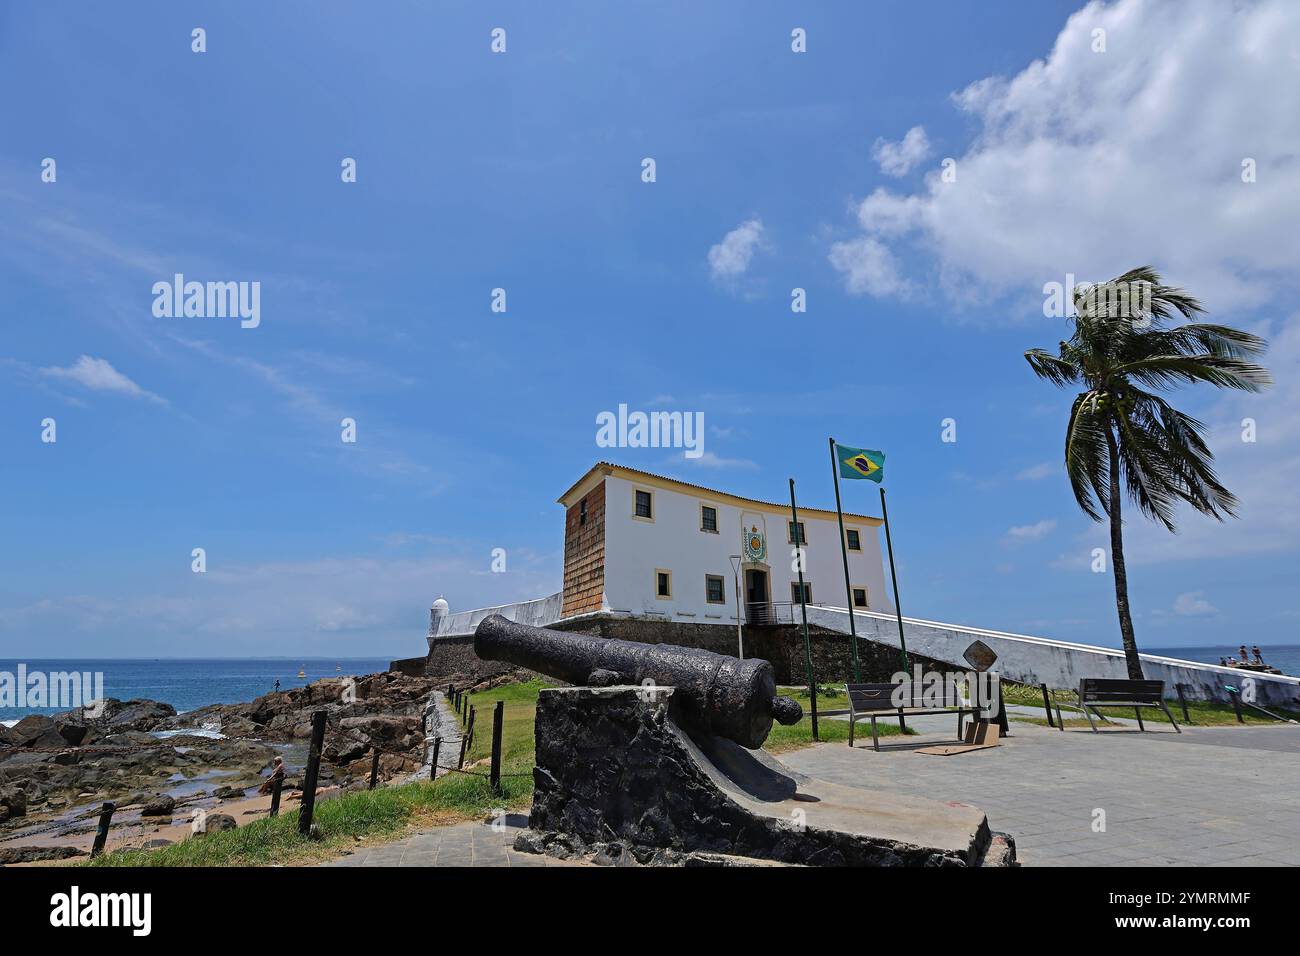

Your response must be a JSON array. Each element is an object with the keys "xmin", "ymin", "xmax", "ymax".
[{"xmin": 3, "ymin": 0, "xmax": 1298, "ymax": 659}]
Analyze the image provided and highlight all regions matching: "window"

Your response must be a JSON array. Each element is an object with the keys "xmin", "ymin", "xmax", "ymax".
[
  {"xmin": 579, "ymin": 500, "xmax": 588, "ymax": 525},
  {"xmin": 846, "ymin": 528, "xmax": 861, "ymax": 551},
  {"xmin": 705, "ymin": 574, "xmax": 726, "ymax": 604},
  {"xmin": 656, "ymin": 569, "xmax": 672, "ymax": 599},
  {"xmin": 788, "ymin": 521, "xmax": 807, "ymax": 545},
  {"xmin": 791, "ymin": 581, "xmax": 812, "ymax": 604},
  {"xmin": 635, "ymin": 489, "xmax": 653, "ymax": 520},
  {"xmin": 700, "ymin": 504, "xmax": 718, "ymax": 534},
  {"xmin": 852, "ymin": 587, "xmax": 868, "ymax": 608}
]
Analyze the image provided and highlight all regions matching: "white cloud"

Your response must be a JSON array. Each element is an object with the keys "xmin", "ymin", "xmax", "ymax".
[
  {"xmin": 1005, "ymin": 519, "xmax": 1057, "ymax": 542},
  {"xmin": 871, "ymin": 126, "xmax": 931, "ymax": 176},
  {"xmin": 0, "ymin": 549, "xmax": 559, "ymax": 657},
  {"xmin": 708, "ymin": 218, "xmax": 766, "ymax": 280},
  {"xmin": 831, "ymin": 0, "xmax": 1300, "ymax": 312},
  {"xmin": 1173, "ymin": 591, "xmax": 1218, "ymax": 616},
  {"xmin": 1016, "ymin": 462, "xmax": 1054, "ymax": 481},
  {"xmin": 827, "ymin": 236, "xmax": 912, "ymax": 298},
  {"xmin": 39, "ymin": 355, "xmax": 166, "ymax": 404},
  {"xmin": 1122, "ymin": 316, "xmax": 1300, "ymax": 564}
]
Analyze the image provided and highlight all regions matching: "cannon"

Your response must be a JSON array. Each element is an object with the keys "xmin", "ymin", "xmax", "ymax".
[{"xmin": 473, "ymin": 615, "xmax": 802, "ymax": 749}]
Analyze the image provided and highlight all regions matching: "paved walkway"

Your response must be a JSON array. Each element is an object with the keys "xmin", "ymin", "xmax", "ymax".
[
  {"xmin": 327, "ymin": 715, "xmax": 1300, "ymax": 867},
  {"xmin": 324, "ymin": 813, "xmax": 581, "ymax": 867},
  {"xmin": 782, "ymin": 719, "xmax": 1300, "ymax": 866}
]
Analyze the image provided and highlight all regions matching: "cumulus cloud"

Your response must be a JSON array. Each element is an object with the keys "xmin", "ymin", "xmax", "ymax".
[
  {"xmin": 871, "ymin": 126, "xmax": 931, "ymax": 176},
  {"xmin": 830, "ymin": 0, "xmax": 1300, "ymax": 312},
  {"xmin": 1005, "ymin": 519, "xmax": 1058, "ymax": 542},
  {"xmin": 1173, "ymin": 591, "xmax": 1218, "ymax": 616},
  {"xmin": 827, "ymin": 236, "xmax": 912, "ymax": 298},
  {"xmin": 708, "ymin": 218, "xmax": 766, "ymax": 281},
  {"xmin": 40, "ymin": 355, "xmax": 167, "ymax": 404}
]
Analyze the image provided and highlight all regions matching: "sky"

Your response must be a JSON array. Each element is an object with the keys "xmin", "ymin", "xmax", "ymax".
[{"xmin": 2, "ymin": 0, "xmax": 1298, "ymax": 659}]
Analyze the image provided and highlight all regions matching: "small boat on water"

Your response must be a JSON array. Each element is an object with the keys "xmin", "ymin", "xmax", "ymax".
[{"xmin": 297, "ymin": 667, "xmax": 306, "ymax": 679}]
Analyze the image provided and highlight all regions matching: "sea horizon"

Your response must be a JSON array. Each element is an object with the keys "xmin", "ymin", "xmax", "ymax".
[{"xmin": 1, "ymin": 657, "xmax": 398, "ymax": 722}]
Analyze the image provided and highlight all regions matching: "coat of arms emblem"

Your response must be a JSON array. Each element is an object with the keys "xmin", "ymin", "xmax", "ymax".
[{"xmin": 743, "ymin": 524, "xmax": 767, "ymax": 562}]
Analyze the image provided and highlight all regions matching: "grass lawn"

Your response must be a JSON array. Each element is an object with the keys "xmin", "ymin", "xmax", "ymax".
[
  {"xmin": 1000, "ymin": 681, "xmax": 1300, "ymax": 727},
  {"xmin": 84, "ymin": 770, "xmax": 533, "ymax": 867}
]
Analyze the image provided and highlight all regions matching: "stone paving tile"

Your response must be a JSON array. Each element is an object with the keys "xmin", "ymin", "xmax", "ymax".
[
  {"xmin": 321, "ymin": 819, "xmax": 587, "ymax": 867},
  {"xmin": 782, "ymin": 721, "xmax": 1300, "ymax": 867}
]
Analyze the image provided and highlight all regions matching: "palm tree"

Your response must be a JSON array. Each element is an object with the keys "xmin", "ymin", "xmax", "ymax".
[{"xmin": 1025, "ymin": 267, "xmax": 1270, "ymax": 679}]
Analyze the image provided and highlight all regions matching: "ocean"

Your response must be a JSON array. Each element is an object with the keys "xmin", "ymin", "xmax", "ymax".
[
  {"xmin": 1144, "ymin": 644, "xmax": 1300, "ymax": 677},
  {"xmin": 0, "ymin": 658, "xmax": 396, "ymax": 724}
]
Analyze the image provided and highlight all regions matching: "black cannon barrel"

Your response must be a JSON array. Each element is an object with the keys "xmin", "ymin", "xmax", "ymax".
[{"xmin": 473, "ymin": 615, "xmax": 802, "ymax": 749}]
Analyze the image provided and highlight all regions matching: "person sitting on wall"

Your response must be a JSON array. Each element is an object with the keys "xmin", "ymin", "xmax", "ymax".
[{"xmin": 1252, "ymin": 645, "xmax": 1264, "ymax": 664}]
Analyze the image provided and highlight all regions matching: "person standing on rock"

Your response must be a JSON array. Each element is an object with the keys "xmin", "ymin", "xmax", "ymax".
[{"xmin": 274, "ymin": 679, "xmax": 281, "ymax": 694}]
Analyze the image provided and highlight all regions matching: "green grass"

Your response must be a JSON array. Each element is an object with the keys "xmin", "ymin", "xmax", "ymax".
[
  {"xmin": 766, "ymin": 685, "xmax": 911, "ymax": 752},
  {"xmin": 1001, "ymin": 681, "xmax": 1300, "ymax": 727},
  {"xmin": 79, "ymin": 677, "xmax": 940, "ymax": 866},
  {"xmin": 84, "ymin": 769, "xmax": 533, "ymax": 867}
]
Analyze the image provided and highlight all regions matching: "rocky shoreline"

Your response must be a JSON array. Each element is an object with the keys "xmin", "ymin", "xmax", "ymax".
[{"xmin": 0, "ymin": 670, "xmax": 455, "ymax": 863}]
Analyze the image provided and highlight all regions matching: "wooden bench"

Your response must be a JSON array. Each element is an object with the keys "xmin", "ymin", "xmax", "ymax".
[
  {"xmin": 1077, "ymin": 678, "xmax": 1181, "ymax": 733},
  {"xmin": 846, "ymin": 681, "xmax": 985, "ymax": 751}
]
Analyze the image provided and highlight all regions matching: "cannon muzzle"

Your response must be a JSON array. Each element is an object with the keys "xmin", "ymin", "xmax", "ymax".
[{"xmin": 473, "ymin": 615, "xmax": 802, "ymax": 749}]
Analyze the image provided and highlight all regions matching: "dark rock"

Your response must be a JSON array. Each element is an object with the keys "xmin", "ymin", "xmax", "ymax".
[
  {"xmin": 7, "ymin": 715, "xmax": 64, "ymax": 749},
  {"xmin": 325, "ymin": 738, "xmax": 369, "ymax": 764},
  {"xmin": 56, "ymin": 721, "xmax": 92, "ymax": 746},
  {"xmin": 141, "ymin": 794, "xmax": 176, "ymax": 817},
  {"xmin": 213, "ymin": 785, "xmax": 246, "ymax": 800},
  {"xmin": 0, "ymin": 845, "xmax": 87, "ymax": 865},
  {"xmin": 196, "ymin": 813, "xmax": 237, "ymax": 834},
  {"xmin": 0, "ymin": 784, "xmax": 27, "ymax": 819}
]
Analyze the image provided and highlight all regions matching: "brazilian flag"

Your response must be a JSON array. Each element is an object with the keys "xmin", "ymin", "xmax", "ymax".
[{"xmin": 837, "ymin": 444, "xmax": 885, "ymax": 482}]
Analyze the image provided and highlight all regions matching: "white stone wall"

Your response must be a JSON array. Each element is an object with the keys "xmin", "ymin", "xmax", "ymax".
[
  {"xmin": 430, "ymin": 591, "xmax": 565, "ymax": 641},
  {"xmin": 600, "ymin": 474, "xmax": 892, "ymax": 623}
]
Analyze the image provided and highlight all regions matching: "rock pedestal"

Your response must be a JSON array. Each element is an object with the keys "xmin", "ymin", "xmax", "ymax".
[{"xmin": 526, "ymin": 686, "xmax": 1014, "ymax": 867}]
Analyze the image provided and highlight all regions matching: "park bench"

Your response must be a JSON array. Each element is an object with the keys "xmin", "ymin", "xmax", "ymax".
[
  {"xmin": 846, "ymin": 681, "xmax": 985, "ymax": 751},
  {"xmin": 1077, "ymin": 678, "xmax": 1181, "ymax": 733}
]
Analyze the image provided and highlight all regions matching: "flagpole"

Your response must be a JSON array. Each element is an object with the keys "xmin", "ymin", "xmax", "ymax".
[
  {"xmin": 828, "ymin": 438, "xmax": 862, "ymax": 682},
  {"xmin": 788, "ymin": 478, "xmax": 818, "ymax": 742},
  {"xmin": 879, "ymin": 486, "xmax": 910, "ymax": 674}
]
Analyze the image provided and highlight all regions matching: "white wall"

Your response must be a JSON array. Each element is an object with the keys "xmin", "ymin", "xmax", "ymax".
[{"xmin": 601, "ymin": 475, "xmax": 891, "ymax": 624}]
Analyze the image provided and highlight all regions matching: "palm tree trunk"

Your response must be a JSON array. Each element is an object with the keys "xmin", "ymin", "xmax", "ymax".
[{"xmin": 1105, "ymin": 424, "xmax": 1144, "ymax": 680}]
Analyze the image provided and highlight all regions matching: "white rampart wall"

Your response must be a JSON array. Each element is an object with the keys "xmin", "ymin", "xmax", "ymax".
[
  {"xmin": 428, "ymin": 595, "xmax": 1300, "ymax": 708},
  {"xmin": 430, "ymin": 592, "xmax": 565, "ymax": 641}
]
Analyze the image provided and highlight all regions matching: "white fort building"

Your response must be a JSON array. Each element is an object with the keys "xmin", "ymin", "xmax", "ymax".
[
  {"xmin": 419, "ymin": 461, "xmax": 1300, "ymax": 708},
  {"xmin": 555, "ymin": 462, "xmax": 891, "ymax": 626}
]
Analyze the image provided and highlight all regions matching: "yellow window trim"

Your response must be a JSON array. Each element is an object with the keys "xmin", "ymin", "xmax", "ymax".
[
  {"xmin": 632, "ymin": 486, "xmax": 655, "ymax": 523},
  {"xmin": 705, "ymin": 573, "xmax": 726, "ymax": 605},
  {"xmin": 655, "ymin": 568, "xmax": 672, "ymax": 599}
]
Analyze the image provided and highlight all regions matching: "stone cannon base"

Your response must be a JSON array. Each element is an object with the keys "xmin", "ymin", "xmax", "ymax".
[{"xmin": 521, "ymin": 686, "xmax": 1015, "ymax": 867}]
